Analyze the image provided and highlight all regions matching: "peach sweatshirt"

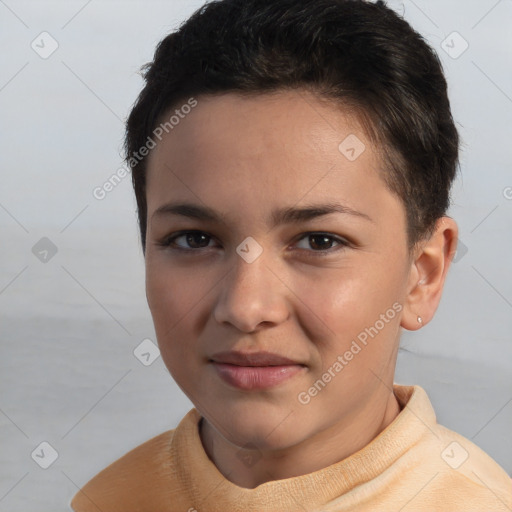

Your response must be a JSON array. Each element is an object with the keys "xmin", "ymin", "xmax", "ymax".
[{"xmin": 71, "ymin": 385, "xmax": 512, "ymax": 511}]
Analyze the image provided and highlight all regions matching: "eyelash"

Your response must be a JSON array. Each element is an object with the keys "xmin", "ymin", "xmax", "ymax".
[{"xmin": 156, "ymin": 230, "xmax": 350, "ymax": 256}]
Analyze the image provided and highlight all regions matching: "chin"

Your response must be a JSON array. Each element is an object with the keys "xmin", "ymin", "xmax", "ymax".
[{"xmin": 209, "ymin": 402, "xmax": 309, "ymax": 450}]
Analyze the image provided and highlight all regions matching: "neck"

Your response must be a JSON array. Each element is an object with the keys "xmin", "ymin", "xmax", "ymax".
[{"xmin": 199, "ymin": 388, "xmax": 401, "ymax": 489}]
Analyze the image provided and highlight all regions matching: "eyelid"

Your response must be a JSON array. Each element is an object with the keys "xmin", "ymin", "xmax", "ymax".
[
  {"xmin": 295, "ymin": 231, "xmax": 349, "ymax": 243},
  {"xmin": 157, "ymin": 230, "xmax": 351, "ymax": 254},
  {"xmin": 158, "ymin": 230, "xmax": 219, "ymax": 251},
  {"xmin": 291, "ymin": 232, "xmax": 351, "ymax": 255}
]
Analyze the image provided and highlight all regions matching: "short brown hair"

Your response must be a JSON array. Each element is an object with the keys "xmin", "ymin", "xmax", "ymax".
[{"xmin": 125, "ymin": 0, "xmax": 460, "ymax": 255}]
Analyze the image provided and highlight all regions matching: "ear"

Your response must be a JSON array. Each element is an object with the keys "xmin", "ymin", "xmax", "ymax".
[{"xmin": 401, "ymin": 216, "xmax": 459, "ymax": 331}]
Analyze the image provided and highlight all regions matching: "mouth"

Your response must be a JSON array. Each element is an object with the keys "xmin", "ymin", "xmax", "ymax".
[
  {"xmin": 209, "ymin": 351, "xmax": 306, "ymax": 390},
  {"xmin": 210, "ymin": 350, "xmax": 303, "ymax": 367}
]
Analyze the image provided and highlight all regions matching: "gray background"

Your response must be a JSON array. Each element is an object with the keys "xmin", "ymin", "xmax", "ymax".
[{"xmin": 0, "ymin": 0, "xmax": 511, "ymax": 510}]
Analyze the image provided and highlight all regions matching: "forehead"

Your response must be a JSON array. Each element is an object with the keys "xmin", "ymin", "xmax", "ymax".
[
  {"xmin": 150, "ymin": 90, "xmax": 376, "ymax": 163},
  {"xmin": 144, "ymin": 90, "xmax": 401, "ymax": 227}
]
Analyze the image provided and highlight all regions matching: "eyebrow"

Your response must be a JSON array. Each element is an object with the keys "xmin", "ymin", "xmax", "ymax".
[{"xmin": 151, "ymin": 201, "xmax": 374, "ymax": 227}]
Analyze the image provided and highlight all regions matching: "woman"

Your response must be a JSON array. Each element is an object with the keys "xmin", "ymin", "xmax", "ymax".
[{"xmin": 71, "ymin": 0, "xmax": 512, "ymax": 510}]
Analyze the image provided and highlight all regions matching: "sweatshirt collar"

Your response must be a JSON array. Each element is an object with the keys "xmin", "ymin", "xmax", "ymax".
[{"xmin": 170, "ymin": 384, "xmax": 436, "ymax": 509}]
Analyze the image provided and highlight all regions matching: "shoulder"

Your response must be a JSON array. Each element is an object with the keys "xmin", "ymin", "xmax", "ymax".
[
  {"xmin": 405, "ymin": 411, "xmax": 512, "ymax": 507},
  {"xmin": 394, "ymin": 385, "xmax": 512, "ymax": 508},
  {"xmin": 70, "ymin": 428, "xmax": 177, "ymax": 511},
  {"xmin": 434, "ymin": 422, "xmax": 512, "ymax": 503}
]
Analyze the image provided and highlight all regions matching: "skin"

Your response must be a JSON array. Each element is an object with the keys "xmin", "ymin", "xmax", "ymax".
[{"xmin": 144, "ymin": 90, "xmax": 458, "ymax": 489}]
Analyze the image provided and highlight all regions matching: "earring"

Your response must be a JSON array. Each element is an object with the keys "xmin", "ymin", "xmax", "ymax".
[{"xmin": 417, "ymin": 316, "xmax": 423, "ymax": 324}]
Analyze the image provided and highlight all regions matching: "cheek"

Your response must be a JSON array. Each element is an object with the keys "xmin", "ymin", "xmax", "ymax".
[
  {"xmin": 145, "ymin": 265, "xmax": 203, "ymax": 389},
  {"xmin": 298, "ymin": 271, "xmax": 381, "ymax": 336},
  {"xmin": 295, "ymin": 263, "xmax": 404, "ymax": 363},
  {"xmin": 145, "ymin": 265, "xmax": 178, "ymax": 330},
  {"xmin": 144, "ymin": 260, "xmax": 209, "ymax": 368},
  {"xmin": 145, "ymin": 258, "xmax": 209, "ymax": 325}
]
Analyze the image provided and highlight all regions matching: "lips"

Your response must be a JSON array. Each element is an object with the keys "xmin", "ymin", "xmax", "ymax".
[
  {"xmin": 210, "ymin": 350, "xmax": 302, "ymax": 367},
  {"xmin": 209, "ymin": 351, "xmax": 306, "ymax": 390}
]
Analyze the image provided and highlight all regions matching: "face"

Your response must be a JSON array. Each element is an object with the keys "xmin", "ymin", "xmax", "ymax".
[{"xmin": 144, "ymin": 90, "xmax": 413, "ymax": 450}]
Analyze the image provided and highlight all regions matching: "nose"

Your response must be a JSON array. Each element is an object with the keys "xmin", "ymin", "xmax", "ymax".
[{"xmin": 213, "ymin": 250, "xmax": 290, "ymax": 333}]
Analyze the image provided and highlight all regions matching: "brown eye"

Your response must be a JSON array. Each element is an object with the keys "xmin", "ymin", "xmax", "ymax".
[
  {"xmin": 295, "ymin": 232, "xmax": 348, "ymax": 253},
  {"xmin": 182, "ymin": 232, "xmax": 211, "ymax": 248},
  {"xmin": 159, "ymin": 231, "xmax": 215, "ymax": 250},
  {"xmin": 308, "ymin": 234, "xmax": 337, "ymax": 250}
]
